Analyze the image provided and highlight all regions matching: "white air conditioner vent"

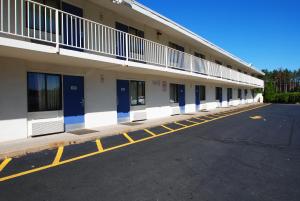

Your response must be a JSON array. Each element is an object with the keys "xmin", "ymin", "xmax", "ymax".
[{"xmin": 32, "ymin": 120, "xmax": 64, "ymax": 136}]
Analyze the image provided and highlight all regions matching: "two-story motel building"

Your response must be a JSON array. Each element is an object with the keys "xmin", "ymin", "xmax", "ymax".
[{"xmin": 0, "ymin": 0, "xmax": 264, "ymax": 142}]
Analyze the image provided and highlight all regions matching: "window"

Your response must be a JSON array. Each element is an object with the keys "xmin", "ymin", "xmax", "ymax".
[
  {"xmin": 216, "ymin": 87, "xmax": 222, "ymax": 101},
  {"xmin": 251, "ymin": 89, "xmax": 255, "ymax": 97},
  {"xmin": 199, "ymin": 85, "xmax": 206, "ymax": 101},
  {"xmin": 170, "ymin": 84, "xmax": 179, "ymax": 103},
  {"xmin": 128, "ymin": 26, "xmax": 145, "ymax": 56},
  {"xmin": 215, "ymin": 60, "xmax": 222, "ymax": 65},
  {"xmin": 227, "ymin": 88, "xmax": 233, "ymax": 100},
  {"xmin": 169, "ymin": 42, "xmax": 185, "ymax": 68},
  {"xmin": 238, "ymin": 89, "xmax": 242, "ymax": 99},
  {"xmin": 28, "ymin": 72, "xmax": 62, "ymax": 112},
  {"xmin": 169, "ymin": 42, "xmax": 185, "ymax": 52},
  {"xmin": 27, "ymin": 0, "xmax": 60, "ymax": 32},
  {"xmin": 244, "ymin": 89, "xmax": 248, "ymax": 97},
  {"xmin": 130, "ymin": 81, "xmax": 145, "ymax": 106},
  {"xmin": 115, "ymin": 22, "xmax": 145, "ymax": 60},
  {"xmin": 194, "ymin": 52, "xmax": 206, "ymax": 59}
]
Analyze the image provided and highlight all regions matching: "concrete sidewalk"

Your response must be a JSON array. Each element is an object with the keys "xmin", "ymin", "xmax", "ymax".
[{"xmin": 0, "ymin": 103, "xmax": 262, "ymax": 159}]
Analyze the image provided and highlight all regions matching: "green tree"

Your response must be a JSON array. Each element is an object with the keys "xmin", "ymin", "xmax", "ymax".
[{"xmin": 264, "ymin": 82, "xmax": 276, "ymax": 102}]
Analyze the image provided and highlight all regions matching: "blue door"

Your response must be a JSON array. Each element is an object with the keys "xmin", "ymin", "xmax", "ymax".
[
  {"xmin": 62, "ymin": 2, "xmax": 83, "ymax": 50},
  {"xmin": 227, "ymin": 88, "xmax": 231, "ymax": 102},
  {"xmin": 216, "ymin": 87, "xmax": 223, "ymax": 105},
  {"xmin": 117, "ymin": 80, "xmax": 130, "ymax": 123},
  {"xmin": 195, "ymin": 85, "xmax": 200, "ymax": 111},
  {"xmin": 63, "ymin": 75, "xmax": 84, "ymax": 131},
  {"xmin": 219, "ymin": 88, "xmax": 223, "ymax": 103},
  {"xmin": 179, "ymin": 84, "xmax": 185, "ymax": 113}
]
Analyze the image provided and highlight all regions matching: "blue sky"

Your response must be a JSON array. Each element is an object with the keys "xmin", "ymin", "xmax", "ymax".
[{"xmin": 137, "ymin": 0, "xmax": 300, "ymax": 71}]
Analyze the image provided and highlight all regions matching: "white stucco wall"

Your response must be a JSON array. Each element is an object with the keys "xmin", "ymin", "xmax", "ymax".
[
  {"xmin": 0, "ymin": 58, "xmax": 27, "ymax": 142},
  {"xmin": 0, "ymin": 56, "xmax": 261, "ymax": 142}
]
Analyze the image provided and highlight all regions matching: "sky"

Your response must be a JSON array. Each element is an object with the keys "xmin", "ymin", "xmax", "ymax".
[{"xmin": 137, "ymin": 0, "xmax": 300, "ymax": 71}]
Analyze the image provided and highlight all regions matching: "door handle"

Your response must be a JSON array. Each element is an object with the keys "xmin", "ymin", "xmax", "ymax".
[{"xmin": 80, "ymin": 99, "xmax": 85, "ymax": 107}]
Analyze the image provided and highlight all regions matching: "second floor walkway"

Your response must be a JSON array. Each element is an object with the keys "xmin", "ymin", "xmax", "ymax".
[{"xmin": 0, "ymin": 0, "xmax": 264, "ymax": 88}]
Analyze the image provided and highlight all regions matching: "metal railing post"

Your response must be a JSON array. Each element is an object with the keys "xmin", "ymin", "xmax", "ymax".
[
  {"xmin": 125, "ymin": 33, "xmax": 129, "ymax": 62},
  {"xmin": 55, "ymin": 9, "xmax": 59, "ymax": 53},
  {"xmin": 165, "ymin": 46, "xmax": 168, "ymax": 68}
]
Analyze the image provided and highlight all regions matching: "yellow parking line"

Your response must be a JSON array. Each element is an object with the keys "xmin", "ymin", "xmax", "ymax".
[
  {"xmin": 144, "ymin": 129, "xmax": 157, "ymax": 136},
  {"xmin": 96, "ymin": 139, "xmax": 104, "ymax": 152},
  {"xmin": 161, "ymin": 125, "xmax": 174, "ymax": 131},
  {"xmin": 0, "ymin": 104, "xmax": 270, "ymax": 182},
  {"xmin": 191, "ymin": 117, "xmax": 201, "ymax": 121},
  {"xmin": 174, "ymin": 122, "xmax": 188, "ymax": 127},
  {"xmin": 52, "ymin": 146, "xmax": 64, "ymax": 165},
  {"xmin": 205, "ymin": 116, "xmax": 216, "ymax": 119},
  {"xmin": 0, "ymin": 158, "xmax": 12, "ymax": 172},
  {"xmin": 185, "ymin": 120, "xmax": 198, "ymax": 124},
  {"xmin": 123, "ymin": 133, "xmax": 135, "ymax": 143},
  {"xmin": 210, "ymin": 114, "xmax": 221, "ymax": 117},
  {"xmin": 194, "ymin": 117, "xmax": 207, "ymax": 121}
]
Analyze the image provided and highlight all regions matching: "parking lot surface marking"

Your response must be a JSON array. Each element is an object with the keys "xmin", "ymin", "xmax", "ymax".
[
  {"xmin": 52, "ymin": 146, "xmax": 64, "ymax": 165},
  {"xmin": 96, "ymin": 139, "xmax": 104, "ymax": 152},
  {"xmin": 0, "ymin": 104, "xmax": 270, "ymax": 182},
  {"xmin": 185, "ymin": 119, "xmax": 199, "ymax": 124},
  {"xmin": 123, "ymin": 133, "xmax": 135, "ymax": 143},
  {"xmin": 250, "ymin": 115, "xmax": 263, "ymax": 120},
  {"xmin": 144, "ymin": 129, "xmax": 157, "ymax": 136},
  {"xmin": 0, "ymin": 158, "xmax": 12, "ymax": 172},
  {"xmin": 161, "ymin": 125, "xmax": 174, "ymax": 131},
  {"xmin": 174, "ymin": 122, "xmax": 188, "ymax": 127}
]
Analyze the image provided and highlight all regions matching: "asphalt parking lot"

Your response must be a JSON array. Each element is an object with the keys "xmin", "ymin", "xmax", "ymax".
[{"xmin": 0, "ymin": 104, "xmax": 300, "ymax": 201}]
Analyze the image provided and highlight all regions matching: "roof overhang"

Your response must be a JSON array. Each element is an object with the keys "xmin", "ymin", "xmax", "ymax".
[{"xmin": 129, "ymin": 1, "xmax": 264, "ymax": 76}]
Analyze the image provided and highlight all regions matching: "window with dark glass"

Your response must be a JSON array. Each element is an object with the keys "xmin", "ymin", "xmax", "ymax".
[
  {"xmin": 28, "ymin": 72, "xmax": 62, "ymax": 112},
  {"xmin": 170, "ymin": 84, "xmax": 179, "ymax": 103},
  {"xmin": 215, "ymin": 60, "xmax": 222, "ymax": 65},
  {"xmin": 216, "ymin": 87, "xmax": 222, "ymax": 101},
  {"xmin": 251, "ymin": 89, "xmax": 255, "ymax": 97},
  {"xmin": 199, "ymin": 85, "xmax": 206, "ymax": 101},
  {"xmin": 130, "ymin": 81, "xmax": 145, "ymax": 106},
  {"xmin": 244, "ymin": 89, "xmax": 248, "ymax": 97},
  {"xmin": 169, "ymin": 42, "xmax": 185, "ymax": 52},
  {"xmin": 169, "ymin": 42, "xmax": 185, "ymax": 68},
  {"xmin": 115, "ymin": 22, "xmax": 145, "ymax": 60},
  {"xmin": 227, "ymin": 88, "xmax": 233, "ymax": 99},
  {"xmin": 27, "ymin": 0, "xmax": 60, "ymax": 32},
  {"xmin": 194, "ymin": 52, "xmax": 206, "ymax": 59},
  {"xmin": 238, "ymin": 89, "xmax": 242, "ymax": 99}
]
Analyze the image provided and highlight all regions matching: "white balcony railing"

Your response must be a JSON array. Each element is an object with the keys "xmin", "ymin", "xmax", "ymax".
[{"xmin": 0, "ymin": 0, "xmax": 264, "ymax": 87}]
